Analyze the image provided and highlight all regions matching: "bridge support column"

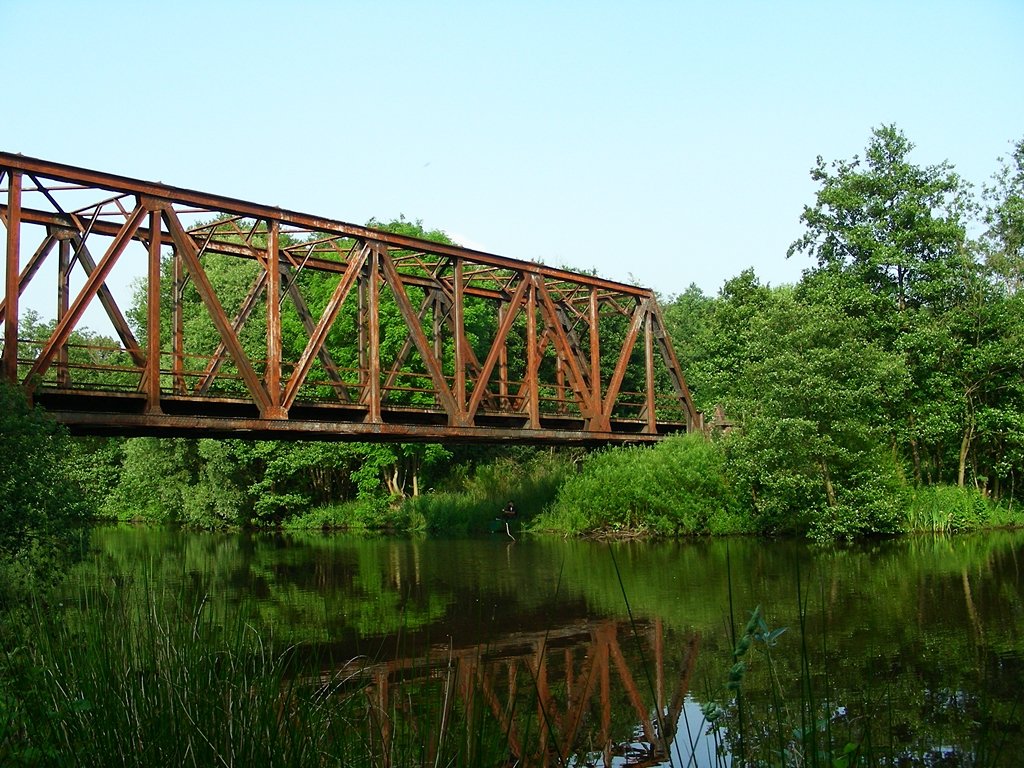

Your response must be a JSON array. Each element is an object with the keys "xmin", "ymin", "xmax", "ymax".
[
  {"xmin": 526, "ymin": 281, "xmax": 540, "ymax": 429},
  {"xmin": 172, "ymin": 250, "xmax": 186, "ymax": 394},
  {"xmin": 56, "ymin": 234, "xmax": 72, "ymax": 388},
  {"xmin": 589, "ymin": 286, "xmax": 601, "ymax": 407},
  {"xmin": 3, "ymin": 171, "xmax": 21, "ymax": 382},
  {"xmin": 145, "ymin": 209, "xmax": 163, "ymax": 414},
  {"xmin": 453, "ymin": 258, "xmax": 466, "ymax": 412},
  {"xmin": 365, "ymin": 246, "xmax": 382, "ymax": 424},
  {"xmin": 497, "ymin": 303, "xmax": 509, "ymax": 408},
  {"xmin": 645, "ymin": 308, "xmax": 657, "ymax": 434},
  {"xmin": 263, "ymin": 220, "xmax": 286, "ymax": 419}
]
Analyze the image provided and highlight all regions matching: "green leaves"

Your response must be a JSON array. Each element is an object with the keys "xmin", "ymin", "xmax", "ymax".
[
  {"xmin": 538, "ymin": 434, "xmax": 739, "ymax": 537},
  {"xmin": 790, "ymin": 124, "xmax": 971, "ymax": 316},
  {"xmin": 0, "ymin": 382, "xmax": 88, "ymax": 593}
]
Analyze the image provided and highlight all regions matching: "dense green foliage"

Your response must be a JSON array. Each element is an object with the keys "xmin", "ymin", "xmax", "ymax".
[
  {"xmin": 661, "ymin": 126, "xmax": 1024, "ymax": 539},
  {"xmin": 534, "ymin": 434, "xmax": 743, "ymax": 536},
  {"xmin": 0, "ymin": 382, "xmax": 88, "ymax": 595},
  {"xmin": 405, "ymin": 448, "xmax": 575, "ymax": 535}
]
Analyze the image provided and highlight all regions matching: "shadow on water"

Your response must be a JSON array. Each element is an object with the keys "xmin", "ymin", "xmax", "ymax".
[{"xmin": 62, "ymin": 527, "xmax": 1024, "ymax": 766}]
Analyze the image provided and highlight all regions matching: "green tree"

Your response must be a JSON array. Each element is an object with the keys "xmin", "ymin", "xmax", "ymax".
[
  {"xmin": 982, "ymin": 136, "xmax": 1024, "ymax": 293},
  {"xmin": 0, "ymin": 381, "xmax": 86, "ymax": 586},
  {"xmin": 788, "ymin": 125, "xmax": 993, "ymax": 494},
  {"xmin": 788, "ymin": 124, "xmax": 973, "ymax": 319},
  {"xmin": 724, "ymin": 286, "xmax": 907, "ymax": 538}
]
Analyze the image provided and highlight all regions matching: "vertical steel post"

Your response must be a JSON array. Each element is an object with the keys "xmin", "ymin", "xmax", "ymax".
[
  {"xmin": 497, "ymin": 302, "xmax": 508, "ymax": 408},
  {"xmin": 645, "ymin": 308, "xmax": 657, "ymax": 433},
  {"xmin": 264, "ymin": 220, "xmax": 285, "ymax": 417},
  {"xmin": 3, "ymin": 171, "xmax": 21, "ymax": 381},
  {"xmin": 56, "ymin": 235, "xmax": 71, "ymax": 388},
  {"xmin": 357, "ymin": 270, "xmax": 368, "ymax": 400},
  {"xmin": 526, "ymin": 280, "xmax": 539, "ymax": 429},
  {"xmin": 589, "ymin": 286, "xmax": 600, "ymax": 408},
  {"xmin": 146, "ymin": 209, "xmax": 162, "ymax": 412},
  {"xmin": 453, "ymin": 258, "xmax": 466, "ymax": 410},
  {"xmin": 366, "ymin": 245, "xmax": 381, "ymax": 423},
  {"xmin": 172, "ymin": 243, "xmax": 185, "ymax": 394}
]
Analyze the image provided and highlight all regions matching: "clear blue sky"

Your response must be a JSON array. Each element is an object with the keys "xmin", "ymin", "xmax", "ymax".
[{"xmin": 4, "ymin": 0, "xmax": 1023, "ymax": 328}]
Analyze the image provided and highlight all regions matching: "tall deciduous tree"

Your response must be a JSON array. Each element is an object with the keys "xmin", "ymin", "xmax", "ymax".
[
  {"xmin": 983, "ymin": 137, "xmax": 1024, "ymax": 293},
  {"xmin": 788, "ymin": 124, "xmax": 973, "ymax": 320},
  {"xmin": 788, "ymin": 125, "xmax": 991, "ymax": 490}
]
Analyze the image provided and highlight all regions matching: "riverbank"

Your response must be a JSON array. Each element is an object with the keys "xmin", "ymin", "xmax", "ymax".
[
  {"xmin": 98, "ymin": 434, "xmax": 1024, "ymax": 541},
  {"xmin": 285, "ymin": 435, "xmax": 1024, "ymax": 540}
]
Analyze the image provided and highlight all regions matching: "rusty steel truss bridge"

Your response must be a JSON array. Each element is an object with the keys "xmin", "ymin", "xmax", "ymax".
[{"xmin": 1, "ymin": 152, "xmax": 700, "ymax": 443}]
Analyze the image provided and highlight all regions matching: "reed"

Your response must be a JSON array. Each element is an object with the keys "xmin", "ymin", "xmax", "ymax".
[
  {"xmin": 687, "ymin": 569, "xmax": 1017, "ymax": 768},
  {"xmin": 2, "ymin": 575, "xmax": 534, "ymax": 767},
  {"xmin": 3, "ymin": 583, "xmax": 357, "ymax": 766},
  {"xmin": 904, "ymin": 485, "xmax": 1022, "ymax": 533}
]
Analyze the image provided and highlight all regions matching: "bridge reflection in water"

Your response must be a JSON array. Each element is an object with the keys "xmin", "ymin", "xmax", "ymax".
[{"xmin": 337, "ymin": 619, "xmax": 701, "ymax": 767}]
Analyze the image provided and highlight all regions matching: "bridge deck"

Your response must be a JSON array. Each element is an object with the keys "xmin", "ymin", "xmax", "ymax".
[{"xmin": 34, "ymin": 387, "xmax": 686, "ymax": 443}]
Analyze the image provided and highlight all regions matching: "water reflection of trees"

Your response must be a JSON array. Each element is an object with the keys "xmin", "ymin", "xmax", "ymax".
[
  {"xmin": 73, "ymin": 528, "xmax": 1024, "ymax": 764},
  {"xmin": 342, "ymin": 618, "xmax": 700, "ymax": 767}
]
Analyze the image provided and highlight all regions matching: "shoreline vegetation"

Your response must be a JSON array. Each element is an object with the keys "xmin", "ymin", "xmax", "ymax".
[{"xmin": 81, "ymin": 430, "xmax": 1024, "ymax": 541}]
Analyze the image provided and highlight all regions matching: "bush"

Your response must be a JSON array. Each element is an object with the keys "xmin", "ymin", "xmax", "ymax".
[
  {"xmin": 0, "ymin": 381, "xmax": 86, "ymax": 595},
  {"xmin": 534, "ymin": 434, "xmax": 739, "ymax": 537},
  {"xmin": 284, "ymin": 497, "xmax": 401, "ymax": 531}
]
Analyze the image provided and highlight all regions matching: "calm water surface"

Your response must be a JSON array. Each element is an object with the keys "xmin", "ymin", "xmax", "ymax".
[{"xmin": 68, "ymin": 527, "xmax": 1024, "ymax": 766}]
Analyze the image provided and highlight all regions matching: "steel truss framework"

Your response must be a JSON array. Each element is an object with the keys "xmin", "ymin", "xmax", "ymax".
[{"xmin": 1, "ymin": 152, "xmax": 701, "ymax": 443}]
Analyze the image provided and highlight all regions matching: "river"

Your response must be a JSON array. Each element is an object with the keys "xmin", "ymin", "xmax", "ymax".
[{"xmin": 63, "ymin": 526, "xmax": 1024, "ymax": 766}]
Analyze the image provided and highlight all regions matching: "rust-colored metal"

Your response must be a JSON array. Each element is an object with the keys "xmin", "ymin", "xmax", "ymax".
[
  {"xmin": 56, "ymin": 235, "xmax": 71, "ymax": 387},
  {"xmin": 342, "ymin": 618, "xmax": 697, "ymax": 767},
  {"xmin": 145, "ymin": 208, "xmax": 161, "ymax": 413},
  {"xmin": 24, "ymin": 202, "xmax": 146, "ymax": 387},
  {"xmin": 0, "ymin": 151, "xmax": 700, "ymax": 443},
  {"xmin": 365, "ymin": 244, "xmax": 382, "ymax": 424},
  {"xmin": 172, "ymin": 241, "xmax": 185, "ymax": 394},
  {"xmin": 264, "ymin": 219, "xmax": 283, "ymax": 417},
  {"xmin": 3, "ymin": 170, "xmax": 21, "ymax": 381}
]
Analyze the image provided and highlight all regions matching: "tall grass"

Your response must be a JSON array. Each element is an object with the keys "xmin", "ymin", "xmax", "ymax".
[
  {"xmin": 3, "ymin": 586, "xmax": 355, "ymax": 766},
  {"xmin": 403, "ymin": 450, "xmax": 574, "ymax": 535},
  {"xmin": 0, "ymin": 577, "xmax": 524, "ymax": 767},
  {"xmin": 905, "ymin": 485, "xmax": 1022, "ymax": 533}
]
